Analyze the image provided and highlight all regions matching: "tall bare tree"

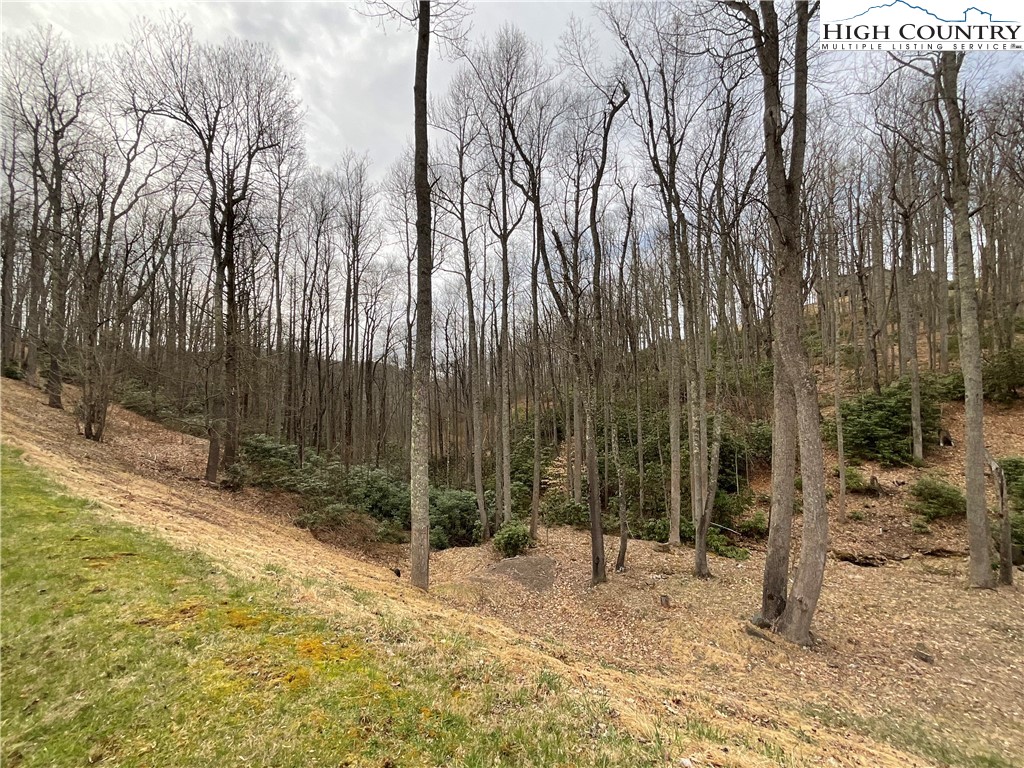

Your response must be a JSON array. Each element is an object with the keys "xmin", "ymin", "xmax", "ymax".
[
  {"xmin": 410, "ymin": 0, "xmax": 433, "ymax": 590},
  {"xmin": 724, "ymin": 0, "xmax": 827, "ymax": 644},
  {"xmin": 934, "ymin": 52, "xmax": 993, "ymax": 588},
  {"xmin": 125, "ymin": 16, "xmax": 299, "ymax": 480}
]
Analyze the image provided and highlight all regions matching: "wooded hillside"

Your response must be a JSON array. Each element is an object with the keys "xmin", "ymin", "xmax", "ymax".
[{"xmin": 2, "ymin": 3, "xmax": 1022, "ymax": 647}]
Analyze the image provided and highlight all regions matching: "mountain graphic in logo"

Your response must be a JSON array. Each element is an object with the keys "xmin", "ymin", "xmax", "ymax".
[{"xmin": 836, "ymin": 1, "xmax": 1015, "ymax": 23}]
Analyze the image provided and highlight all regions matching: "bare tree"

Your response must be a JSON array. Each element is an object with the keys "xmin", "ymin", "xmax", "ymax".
[
  {"xmin": 73, "ymin": 94, "xmax": 171, "ymax": 440},
  {"xmin": 5, "ymin": 27, "xmax": 94, "ymax": 408},
  {"xmin": 125, "ymin": 15, "xmax": 300, "ymax": 480},
  {"xmin": 934, "ymin": 52, "xmax": 993, "ymax": 588},
  {"xmin": 602, "ymin": 3, "xmax": 698, "ymax": 550},
  {"xmin": 724, "ymin": 0, "xmax": 828, "ymax": 644},
  {"xmin": 434, "ymin": 68, "xmax": 490, "ymax": 537},
  {"xmin": 410, "ymin": 0, "xmax": 433, "ymax": 590}
]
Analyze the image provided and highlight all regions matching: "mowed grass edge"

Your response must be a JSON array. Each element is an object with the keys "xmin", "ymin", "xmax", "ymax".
[{"xmin": 0, "ymin": 446, "xmax": 666, "ymax": 768}]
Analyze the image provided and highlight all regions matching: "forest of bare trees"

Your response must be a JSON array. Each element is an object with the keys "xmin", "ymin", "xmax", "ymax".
[{"xmin": 3, "ymin": 2, "xmax": 1022, "ymax": 643}]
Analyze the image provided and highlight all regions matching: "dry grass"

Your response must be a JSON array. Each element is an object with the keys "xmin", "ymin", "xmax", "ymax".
[{"xmin": 2, "ymin": 378, "xmax": 1022, "ymax": 767}]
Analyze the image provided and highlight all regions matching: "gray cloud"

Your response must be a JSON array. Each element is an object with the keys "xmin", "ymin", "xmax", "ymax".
[{"xmin": 2, "ymin": 1, "xmax": 589, "ymax": 173}]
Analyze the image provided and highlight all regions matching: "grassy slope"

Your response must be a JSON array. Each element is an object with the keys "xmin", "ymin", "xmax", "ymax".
[
  {"xmin": 0, "ymin": 446, "xmax": 661, "ymax": 768},
  {"xmin": 2, "ymin": 372, "xmax": 1018, "ymax": 768}
]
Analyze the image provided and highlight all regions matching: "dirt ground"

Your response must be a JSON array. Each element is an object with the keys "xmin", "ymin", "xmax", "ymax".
[{"xmin": 2, "ymin": 378, "xmax": 1022, "ymax": 767}]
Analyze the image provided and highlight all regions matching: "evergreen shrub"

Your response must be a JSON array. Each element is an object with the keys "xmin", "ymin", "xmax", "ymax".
[
  {"xmin": 984, "ymin": 349, "xmax": 1024, "ymax": 403},
  {"xmin": 429, "ymin": 488, "xmax": 480, "ymax": 549},
  {"xmin": 996, "ymin": 457, "xmax": 1024, "ymax": 547},
  {"xmin": 834, "ymin": 380, "xmax": 939, "ymax": 466},
  {"xmin": 541, "ymin": 495, "xmax": 589, "ymax": 529},
  {"xmin": 737, "ymin": 510, "xmax": 768, "ymax": 539},
  {"xmin": 908, "ymin": 476, "xmax": 966, "ymax": 521},
  {"xmin": 493, "ymin": 520, "xmax": 530, "ymax": 558}
]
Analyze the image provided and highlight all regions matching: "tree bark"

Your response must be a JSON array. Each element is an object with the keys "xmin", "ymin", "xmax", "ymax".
[
  {"xmin": 727, "ymin": 0, "xmax": 827, "ymax": 643},
  {"xmin": 937, "ymin": 52, "xmax": 993, "ymax": 588},
  {"xmin": 410, "ymin": 0, "xmax": 433, "ymax": 591}
]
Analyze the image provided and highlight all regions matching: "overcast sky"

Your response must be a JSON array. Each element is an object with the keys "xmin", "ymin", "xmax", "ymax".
[
  {"xmin": 2, "ymin": 1, "xmax": 597, "ymax": 170},
  {"xmin": 4, "ymin": 2, "xmax": 1022, "ymax": 173}
]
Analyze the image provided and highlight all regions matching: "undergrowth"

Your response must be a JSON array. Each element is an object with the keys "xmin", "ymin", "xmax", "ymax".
[
  {"xmin": 997, "ymin": 457, "xmax": 1024, "ymax": 546},
  {"xmin": 908, "ymin": 476, "xmax": 966, "ymax": 522},
  {"xmin": 829, "ymin": 379, "xmax": 939, "ymax": 467},
  {"xmin": 493, "ymin": 520, "xmax": 530, "ymax": 558},
  {"xmin": 235, "ymin": 435, "xmax": 480, "ymax": 551},
  {"xmin": 0, "ymin": 446, "xmax": 665, "ymax": 768}
]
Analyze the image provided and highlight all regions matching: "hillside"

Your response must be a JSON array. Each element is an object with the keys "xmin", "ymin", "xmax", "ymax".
[{"xmin": 2, "ymin": 378, "xmax": 1023, "ymax": 767}]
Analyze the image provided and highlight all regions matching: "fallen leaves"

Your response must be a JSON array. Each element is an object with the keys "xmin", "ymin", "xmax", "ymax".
[{"xmin": 3, "ymin": 378, "xmax": 1023, "ymax": 766}]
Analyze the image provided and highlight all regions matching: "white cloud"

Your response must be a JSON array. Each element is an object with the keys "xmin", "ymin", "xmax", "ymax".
[{"xmin": 2, "ymin": 0, "xmax": 588, "ymax": 174}]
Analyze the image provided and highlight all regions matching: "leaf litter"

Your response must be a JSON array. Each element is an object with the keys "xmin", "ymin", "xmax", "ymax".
[{"xmin": 2, "ymin": 378, "xmax": 1022, "ymax": 766}]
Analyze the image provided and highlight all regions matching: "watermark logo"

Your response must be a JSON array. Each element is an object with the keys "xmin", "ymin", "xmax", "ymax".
[{"xmin": 819, "ymin": 0, "xmax": 1022, "ymax": 51}]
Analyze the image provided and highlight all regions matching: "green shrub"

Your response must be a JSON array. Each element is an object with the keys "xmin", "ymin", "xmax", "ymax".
[
  {"xmin": 509, "ymin": 436, "xmax": 544, "ymax": 487},
  {"xmin": 737, "ymin": 510, "xmax": 768, "ymax": 539},
  {"xmin": 926, "ymin": 352, "xmax": 1024, "ymax": 403},
  {"xmin": 717, "ymin": 419, "xmax": 772, "ymax": 492},
  {"xmin": 340, "ymin": 466, "xmax": 410, "ymax": 528},
  {"xmin": 713, "ymin": 489, "xmax": 753, "ymax": 529},
  {"xmin": 429, "ymin": 526, "xmax": 450, "ymax": 551},
  {"xmin": 707, "ymin": 530, "xmax": 749, "ymax": 560},
  {"xmin": 541, "ymin": 495, "xmax": 589, "ymax": 528},
  {"xmin": 289, "ymin": 462, "xmax": 336, "ymax": 499},
  {"xmin": 835, "ymin": 380, "xmax": 939, "ymax": 467},
  {"xmin": 240, "ymin": 437, "xmax": 483, "ymax": 549},
  {"xmin": 508, "ymin": 480, "xmax": 532, "ymax": 518},
  {"xmin": 239, "ymin": 434, "xmax": 300, "ymax": 489},
  {"xmin": 118, "ymin": 379, "xmax": 176, "ymax": 423},
  {"xmin": 1011, "ymin": 513, "xmax": 1024, "ymax": 547},
  {"xmin": 493, "ymin": 520, "xmax": 530, "ymax": 558},
  {"xmin": 221, "ymin": 462, "xmax": 250, "ymax": 492},
  {"xmin": 909, "ymin": 476, "xmax": 966, "ymax": 521},
  {"xmin": 911, "ymin": 516, "xmax": 931, "ymax": 534},
  {"xmin": 375, "ymin": 520, "xmax": 409, "ymax": 544},
  {"xmin": 746, "ymin": 421, "xmax": 773, "ymax": 463},
  {"xmin": 629, "ymin": 514, "xmax": 696, "ymax": 544},
  {"xmin": 617, "ymin": 462, "xmax": 676, "ymax": 520},
  {"xmin": 429, "ymin": 488, "xmax": 480, "ymax": 550},
  {"xmin": 297, "ymin": 502, "xmax": 352, "ymax": 531},
  {"xmin": 927, "ymin": 371, "xmax": 965, "ymax": 402},
  {"xmin": 839, "ymin": 343, "xmax": 861, "ymax": 371},
  {"xmin": 842, "ymin": 466, "xmax": 869, "ymax": 494},
  {"xmin": 984, "ymin": 349, "xmax": 1024, "ymax": 403},
  {"xmin": 998, "ymin": 457, "xmax": 1024, "ymax": 509},
  {"xmin": 996, "ymin": 458, "xmax": 1024, "ymax": 547},
  {"xmin": 635, "ymin": 516, "xmax": 669, "ymax": 543}
]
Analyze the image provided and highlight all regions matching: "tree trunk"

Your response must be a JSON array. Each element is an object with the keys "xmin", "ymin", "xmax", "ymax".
[
  {"xmin": 895, "ymin": 206, "xmax": 923, "ymax": 462},
  {"xmin": 206, "ymin": 256, "xmax": 225, "ymax": 483},
  {"xmin": 223, "ymin": 207, "xmax": 240, "ymax": 469},
  {"xmin": 612, "ymin": 418, "xmax": 628, "ymax": 572},
  {"xmin": 530, "ymin": 238, "xmax": 542, "ymax": 541},
  {"xmin": 583, "ymin": 375, "xmax": 606, "ymax": 585},
  {"xmin": 938, "ymin": 52, "xmax": 993, "ymax": 589},
  {"xmin": 760, "ymin": 349, "xmax": 796, "ymax": 624},
  {"xmin": 1, "ymin": 126, "xmax": 15, "ymax": 371},
  {"xmin": 45, "ymin": 159, "xmax": 67, "ymax": 410},
  {"xmin": 728, "ymin": 0, "xmax": 827, "ymax": 643},
  {"xmin": 989, "ymin": 457, "xmax": 1013, "ymax": 586},
  {"xmin": 667, "ymin": 231, "xmax": 683, "ymax": 545},
  {"xmin": 410, "ymin": 0, "xmax": 433, "ymax": 591}
]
